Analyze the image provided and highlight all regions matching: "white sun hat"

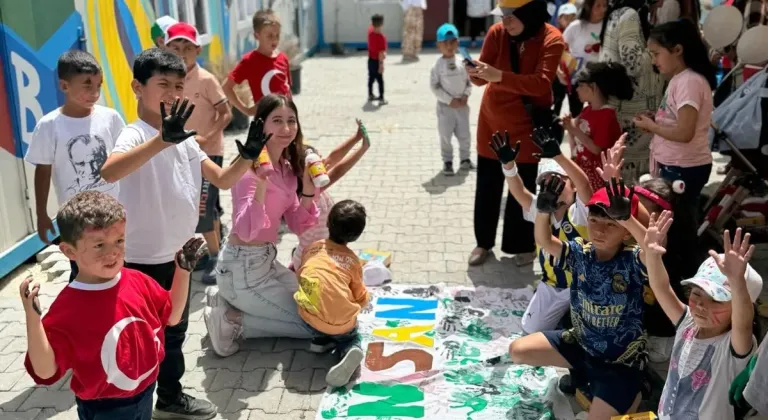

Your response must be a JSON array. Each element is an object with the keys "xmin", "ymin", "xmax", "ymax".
[{"xmin": 363, "ymin": 261, "xmax": 392, "ymax": 287}]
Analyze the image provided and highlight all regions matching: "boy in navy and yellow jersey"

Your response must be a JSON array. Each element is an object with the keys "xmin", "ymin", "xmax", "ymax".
[{"xmin": 509, "ymin": 130, "xmax": 652, "ymax": 420}]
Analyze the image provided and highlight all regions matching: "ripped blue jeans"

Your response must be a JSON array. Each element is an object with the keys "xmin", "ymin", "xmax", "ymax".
[{"xmin": 216, "ymin": 243, "xmax": 313, "ymax": 339}]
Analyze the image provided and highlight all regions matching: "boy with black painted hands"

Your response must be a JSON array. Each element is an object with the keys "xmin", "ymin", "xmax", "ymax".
[
  {"xmin": 99, "ymin": 48, "xmax": 270, "ymax": 420},
  {"xmin": 21, "ymin": 191, "xmax": 205, "ymax": 420},
  {"xmin": 490, "ymin": 128, "xmax": 593, "ymax": 334},
  {"xmin": 509, "ymin": 176, "xmax": 651, "ymax": 419}
]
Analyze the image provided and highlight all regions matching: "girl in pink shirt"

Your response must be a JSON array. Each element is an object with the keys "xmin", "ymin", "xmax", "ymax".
[
  {"xmin": 632, "ymin": 19, "xmax": 716, "ymax": 204},
  {"xmin": 203, "ymin": 94, "xmax": 321, "ymax": 358}
]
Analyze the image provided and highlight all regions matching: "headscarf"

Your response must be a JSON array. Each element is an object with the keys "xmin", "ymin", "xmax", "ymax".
[{"xmin": 510, "ymin": 0, "xmax": 552, "ymax": 42}]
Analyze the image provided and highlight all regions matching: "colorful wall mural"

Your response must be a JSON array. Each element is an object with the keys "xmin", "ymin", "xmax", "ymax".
[{"xmin": 0, "ymin": 0, "xmax": 314, "ymax": 278}]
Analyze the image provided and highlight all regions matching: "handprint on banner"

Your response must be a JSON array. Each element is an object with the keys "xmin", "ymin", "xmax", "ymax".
[
  {"xmin": 360, "ymin": 300, "xmax": 374, "ymax": 315},
  {"xmin": 450, "ymin": 392, "xmax": 488, "ymax": 417},
  {"xmin": 440, "ymin": 315, "xmax": 461, "ymax": 334},
  {"xmin": 465, "ymin": 308, "xmax": 486, "ymax": 318},
  {"xmin": 441, "ymin": 340, "xmax": 461, "ymax": 360},
  {"xmin": 403, "ymin": 286, "xmax": 441, "ymax": 298},
  {"xmin": 462, "ymin": 319, "xmax": 493, "ymax": 342}
]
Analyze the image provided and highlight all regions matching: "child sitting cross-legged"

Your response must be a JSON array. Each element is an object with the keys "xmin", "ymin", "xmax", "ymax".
[
  {"xmin": 509, "ymin": 177, "xmax": 650, "ymax": 419},
  {"xmin": 644, "ymin": 213, "xmax": 762, "ymax": 420},
  {"xmin": 294, "ymin": 199, "xmax": 370, "ymax": 387}
]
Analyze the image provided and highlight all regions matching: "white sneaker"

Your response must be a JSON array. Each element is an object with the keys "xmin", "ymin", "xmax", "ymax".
[
  {"xmin": 326, "ymin": 347, "xmax": 365, "ymax": 387},
  {"xmin": 648, "ymin": 336, "xmax": 674, "ymax": 363},
  {"xmin": 205, "ymin": 285, "xmax": 222, "ymax": 308},
  {"xmin": 204, "ymin": 306, "xmax": 241, "ymax": 357},
  {"xmin": 460, "ymin": 159, "xmax": 476, "ymax": 171}
]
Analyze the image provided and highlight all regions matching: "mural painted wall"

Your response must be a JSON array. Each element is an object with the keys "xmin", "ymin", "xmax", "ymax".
[
  {"xmin": 0, "ymin": 0, "xmax": 316, "ymax": 268},
  {"xmin": 0, "ymin": 0, "xmax": 85, "ymax": 256}
]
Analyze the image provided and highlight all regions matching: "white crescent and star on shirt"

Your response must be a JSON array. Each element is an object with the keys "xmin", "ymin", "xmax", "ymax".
[
  {"xmin": 261, "ymin": 69, "xmax": 290, "ymax": 96},
  {"xmin": 100, "ymin": 316, "xmax": 162, "ymax": 391}
]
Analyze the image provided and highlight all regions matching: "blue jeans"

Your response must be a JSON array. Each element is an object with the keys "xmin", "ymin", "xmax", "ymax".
[
  {"xmin": 76, "ymin": 382, "xmax": 154, "ymax": 420},
  {"xmin": 309, "ymin": 324, "xmax": 362, "ymax": 356}
]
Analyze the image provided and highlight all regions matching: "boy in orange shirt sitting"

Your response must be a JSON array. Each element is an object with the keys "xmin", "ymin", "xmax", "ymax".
[{"xmin": 294, "ymin": 200, "xmax": 369, "ymax": 387}]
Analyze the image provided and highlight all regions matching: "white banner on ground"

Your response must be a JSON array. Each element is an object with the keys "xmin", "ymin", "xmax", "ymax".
[{"xmin": 315, "ymin": 284, "xmax": 575, "ymax": 420}]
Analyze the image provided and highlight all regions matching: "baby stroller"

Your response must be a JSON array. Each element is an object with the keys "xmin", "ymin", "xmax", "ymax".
[
  {"xmin": 698, "ymin": 64, "xmax": 768, "ymax": 248},
  {"xmin": 698, "ymin": 8, "xmax": 768, "ymax": 249}
]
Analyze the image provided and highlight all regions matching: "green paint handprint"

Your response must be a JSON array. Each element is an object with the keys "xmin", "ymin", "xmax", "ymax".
[
  {"xmin": 462, "ymin": 320, "xmax": 493, "ymax": 342},
  {"xmin": 450, "ymin": 392, "xmax": 488, "ymax": 417}
]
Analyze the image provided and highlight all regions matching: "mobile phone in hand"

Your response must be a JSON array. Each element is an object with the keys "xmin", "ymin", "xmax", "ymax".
[{"xmin": 460, "ymin": 47, "xmax": 476, "ymax": 68}]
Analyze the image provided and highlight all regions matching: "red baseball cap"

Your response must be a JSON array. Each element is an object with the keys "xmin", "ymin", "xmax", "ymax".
[
  {"xmin": 165, "ymin": 22, "xmax": 200, "ymax": 46},
  {"xmin": 587, "ymin": 186, "xmax": 639, "ymax": 218}
]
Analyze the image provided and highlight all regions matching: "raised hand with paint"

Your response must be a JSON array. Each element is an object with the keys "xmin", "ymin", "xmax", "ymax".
[
  {"xmin": 601, "ymin": 177, "xmax": 635, "ymax": 221},
  {"xmin": 289, "ymin": 118, "xmax": 372, "ymax": 271},
  {"xmin": 643, "ymin": 221, "xmax": 764, "ymax": 420},
  {"xmin": 536, "ymin": 176, "xmax": 567, "ymax": 214},
  {"xmin": 21, "ymin": 191, "xmax": 191, "ymax": 420},
  {"xmin": 531, "ymin": 127, "xmax": 562, "ymax": 159}
]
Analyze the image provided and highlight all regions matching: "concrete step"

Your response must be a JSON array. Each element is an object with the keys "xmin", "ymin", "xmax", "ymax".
[
  {"xmin": 36, "ymin": 245, "xmax": 60, "ymax": 263},
  {"xmin": 46, "ymin": 260, "xmax": 71, "ymax": 282},
  {"xmin": 40, "ymin": 252, "xmax": 68, "ymax": 270}
]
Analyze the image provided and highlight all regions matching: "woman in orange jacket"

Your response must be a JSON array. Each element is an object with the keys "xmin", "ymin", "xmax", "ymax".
[{"xmin": 466, "ymin": 0, "xmax": 565, "ymax": 266}]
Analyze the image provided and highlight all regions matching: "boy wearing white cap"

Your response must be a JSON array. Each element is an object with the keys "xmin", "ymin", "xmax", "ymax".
[
  {"xmin": 165, "ymin": 22, "xmax": 233, "ymax": 284},
  {"xmin": 430, "ymin": 23, "xmax": 473, "ymax": 176},
  {"xmin": 644, "ymin": 216, "xmax": 762, "ymax": 420}
]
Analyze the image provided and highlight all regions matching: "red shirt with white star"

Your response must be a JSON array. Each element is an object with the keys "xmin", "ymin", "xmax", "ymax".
[
  {"xmin": 24, "ymin": 268, "xmax": 171, "ymax": 400},
  {"xmin": 229, "ymin": 50, "xmax": 292, "ymax": 104}
]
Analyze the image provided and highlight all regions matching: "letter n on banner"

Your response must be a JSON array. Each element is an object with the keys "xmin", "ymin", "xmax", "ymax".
[
  {"xmin": 374, "ymin": 298, "xmax": 438, "ymax": 321},
  {"xmin": 348, "ymin": 382, "xmax": 425, "ymax": 418}
]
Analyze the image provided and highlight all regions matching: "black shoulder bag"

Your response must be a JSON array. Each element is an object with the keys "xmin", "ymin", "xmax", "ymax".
[{"xmin": 509, "ymin": 38, "xmax": 564, "ymax": 142}]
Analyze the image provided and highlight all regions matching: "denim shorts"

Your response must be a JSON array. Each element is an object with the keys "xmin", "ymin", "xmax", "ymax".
[{"xmin": 543, "ymin": 330, "xmax": 643, "ymax": 413}]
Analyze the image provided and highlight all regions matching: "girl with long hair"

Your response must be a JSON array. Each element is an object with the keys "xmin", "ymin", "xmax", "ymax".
[
  {"xmin": 203, "ymin": 94, "xmax": 320, "ymax": 358},
  {"xmin": 633, "ymin": 20, "xmax": 716, "ymax": 210}
]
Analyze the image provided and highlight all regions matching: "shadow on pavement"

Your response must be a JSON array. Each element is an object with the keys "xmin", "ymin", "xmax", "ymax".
[{"xmin": 421, "ymin": 170, "xmax": 469, "ymax": 194}]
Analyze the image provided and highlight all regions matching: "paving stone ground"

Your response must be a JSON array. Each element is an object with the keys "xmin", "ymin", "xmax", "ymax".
[{"xmin": 0, "ymin": 49, "xmax": 764, "ymax": 419}]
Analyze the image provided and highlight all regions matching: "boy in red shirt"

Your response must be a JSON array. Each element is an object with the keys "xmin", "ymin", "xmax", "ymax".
[
  {"xmin": 21, "ymin": 191, "xmax": 205, "ymax": 420},
  {"xmin": 367, "ymin": 14, "xmax": 387, "ymax": 104},
  {"xmin": 223, "ymin": 9, "xmax": 291, "ymax": 116}
]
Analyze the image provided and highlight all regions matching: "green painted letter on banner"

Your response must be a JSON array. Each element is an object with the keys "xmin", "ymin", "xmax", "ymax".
[{"xmin": 348, "ymin": 382, "xmax": 425, "ymax": 418}]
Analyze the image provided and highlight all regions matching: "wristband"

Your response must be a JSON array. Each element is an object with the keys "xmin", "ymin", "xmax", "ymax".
[
  {"xmin": 301, "ymin": 192, "xmax": 315, "ymax": 198},
  {"xmin": 502, "ymin": 164, "xmax": 518, "ymax": 177}
]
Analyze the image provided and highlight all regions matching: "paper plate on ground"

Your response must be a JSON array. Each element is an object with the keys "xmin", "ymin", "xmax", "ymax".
[
  {"xmin": 702, "ymin": 5, "xmax": 743, "ymax": 49},
  {"xmin": 737, "ymin": 25, "xmax": 768, "ymax": 65}
]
